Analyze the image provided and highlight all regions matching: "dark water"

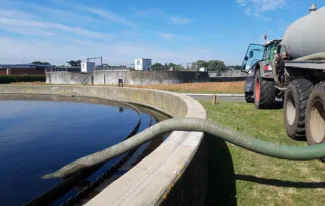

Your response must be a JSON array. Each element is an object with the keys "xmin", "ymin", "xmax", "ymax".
[{"xmin": 0, "ymin": 94, "xmax": 169, "ymax": 206}]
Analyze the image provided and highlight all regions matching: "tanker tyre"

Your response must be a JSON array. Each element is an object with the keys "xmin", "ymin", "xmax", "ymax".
[
  {"xmin": 254, "ymin": 70, "xmax": 276, "ymax": 109},
  {"xmin": 283, "ymin": 79, "xmax": 313, "ymax": 141},
  {"xmin": 305, "ymin": 82, "xmax": 325, "ymax": 162}
]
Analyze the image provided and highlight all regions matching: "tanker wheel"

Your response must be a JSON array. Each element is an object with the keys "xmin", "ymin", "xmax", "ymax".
[
  {"xmin": 253, "ymin": 69, "xmax": 276, "ymax": 109},
  {"xmin": 305, "ymin": 82, "xmax": 325, "ymax": 162},
  {"xmin": 283, "ymin": 79, "xmax": 313, "ymax": 141}
]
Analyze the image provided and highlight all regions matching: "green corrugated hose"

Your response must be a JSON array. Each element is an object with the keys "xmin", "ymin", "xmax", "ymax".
[{"xmin": 41, "ymin": 117, "xmax": 325, "ymax": 179}]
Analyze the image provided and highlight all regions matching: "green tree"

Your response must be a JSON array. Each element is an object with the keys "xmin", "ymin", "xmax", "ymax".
[
  {"xmin": 151, "ymin": 63, "xmax": 163, "ymax": 71},
  {"xmin": 196, "ymin": 60, "xmax": 208, "ymax": 68},
  {"xmin": 207, "ymin": 60, "xmax": 227, "ymax": 72},
  {"xmin": 67, "ymin": 60, "xmax": 82, "ymax": 66},
  {"xmin": 233, "ymin": 65, "xmax": 242, "ymax": 70},
  {"xmin": 32, "ymin": 61, "xmax": 51, "ymax": 65},
  {"xmin": 168, "ymin": 62, "xmax": 176, "ymax": 67}
]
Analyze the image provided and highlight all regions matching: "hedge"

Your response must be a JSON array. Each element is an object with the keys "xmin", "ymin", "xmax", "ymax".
[{"xmin": 0, "ymin": 75, "xmax": 46, "ymax": 84}]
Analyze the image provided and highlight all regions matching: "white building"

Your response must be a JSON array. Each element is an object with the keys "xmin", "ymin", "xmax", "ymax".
[
  {"xmin": 81, "ymin": 62, "xmax": 95, "ymax": 73},
  {"xmin": 199, "ymin": 67, "xmax": 207, "ymax": 72},
  {"xmin": 134, "ymin": 58, "xmax": 152, "ymax": 71}
]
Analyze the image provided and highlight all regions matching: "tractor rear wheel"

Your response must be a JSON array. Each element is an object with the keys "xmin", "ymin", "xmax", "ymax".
[{"xmin": 254, "ymin": 70, "xmax": 276, "ymax": 109}]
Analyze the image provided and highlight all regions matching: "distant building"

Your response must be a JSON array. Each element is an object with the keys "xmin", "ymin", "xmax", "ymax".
[
  {"xmin": 81, "ymin": 62, "xmax": 95, "ymax": 73},
  {"xmin": 0, "ymin": 64, "xmax": 52, "ymax": 75},
  {"xmin": 199, "ymin": 67, "xmax": 207, "ymax": 72},
  {"xmin": 0, "ymin": 64, "xmax": 81, "ymax": 75},
  {"xmin": 134, "ymin": 58, "xmax": 152, "ymax": 71}
]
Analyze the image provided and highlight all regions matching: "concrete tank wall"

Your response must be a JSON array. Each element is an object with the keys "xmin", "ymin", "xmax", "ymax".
[
  {"xmin": 47, "ymin": 70, "xmax": 209, "ymax": 85},
  {"xmin": 46, "ymin": 72, "xmax": 93, "ymax": 85},
  {"xmin": 0, "ymin": 85, "xmax": 207, "ymax": 206}
]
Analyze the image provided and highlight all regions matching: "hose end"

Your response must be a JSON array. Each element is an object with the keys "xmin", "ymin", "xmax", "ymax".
[{"xmin": 41, "ymin": 173, "xmax": 56, "ymax": 180}]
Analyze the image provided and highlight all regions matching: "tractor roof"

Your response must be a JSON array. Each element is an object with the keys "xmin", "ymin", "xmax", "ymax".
[{"xmin": 265, "ymin": 39, "xmax": 282, "ymax": 46}]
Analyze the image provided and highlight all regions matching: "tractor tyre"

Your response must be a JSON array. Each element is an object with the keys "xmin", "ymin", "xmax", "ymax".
[
  {"xmin": 245, "ymin": 92, "xmax": 254, "ymax": 103},
  {"xmin": 284, "ymin": 79, "xmax": 313, "ymax": 141},
  {"xmin": 254, "ymin": 70, "xmax": 276, "ymax": 109}
]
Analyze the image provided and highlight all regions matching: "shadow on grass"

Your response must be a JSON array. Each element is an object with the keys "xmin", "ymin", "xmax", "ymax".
[
  {"xmin": 204, "ymin": 134, "xmax": 237, "ymax": 206},
  {"xmin": 257, "ymin": 100, "xmax": 283, "ymax": 110},
  {"xmin": 235, "ymin": 175, "xmax": 325, "ymax": 188}
]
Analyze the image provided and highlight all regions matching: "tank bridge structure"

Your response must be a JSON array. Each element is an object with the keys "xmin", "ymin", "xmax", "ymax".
[{"xmin": 1, "ymin": 85, "xmax": 325, "ymax": 206}]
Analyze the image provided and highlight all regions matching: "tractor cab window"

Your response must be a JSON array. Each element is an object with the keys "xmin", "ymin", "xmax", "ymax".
[
  {"xmin": 241, "ymin": 44, "xmax": 265, "ymax": 73},
  {"xmin": 264, "ymin": 44, "xmax": 273, "ymax": 59}
]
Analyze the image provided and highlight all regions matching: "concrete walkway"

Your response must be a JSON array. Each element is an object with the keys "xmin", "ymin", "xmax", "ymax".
[{"xmin": 180, "ymin": 93, "xmax": 245, "ymax": 102}]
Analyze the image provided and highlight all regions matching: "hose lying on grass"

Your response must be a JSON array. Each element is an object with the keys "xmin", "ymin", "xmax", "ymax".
[{"xmin": 41, "ymin": 117, "xmax": 325, "ymax": 179}]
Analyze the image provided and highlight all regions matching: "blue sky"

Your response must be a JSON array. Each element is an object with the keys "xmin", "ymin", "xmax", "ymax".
[{"xmin": 0, "ymin": 0, "xmax": 323, "ymax": 66}]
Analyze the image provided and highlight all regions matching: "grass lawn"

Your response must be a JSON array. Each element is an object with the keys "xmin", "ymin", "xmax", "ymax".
[
  {"xmin": 126, "ymin": 82, "xmax": 245, "ymax": 94},
  {"xmin": 201, "ymin": 101, "xmax": 325, "ymax": 206},
  {"xmin": 11, "ymin": 82, "xmax": 245, "ymax": 94}
]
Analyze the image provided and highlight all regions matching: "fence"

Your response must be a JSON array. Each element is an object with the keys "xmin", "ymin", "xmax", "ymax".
[
  {"xmin": 44, "ymin": 63, "xmax": 248, "ymax": 78},
  {"xmin": 209, "ymin": 70, "xmax": 248, "ymax": 77}
]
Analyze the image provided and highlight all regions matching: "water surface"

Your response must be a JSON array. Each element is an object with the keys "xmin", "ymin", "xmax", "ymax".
[{"xmin": 0, "ymin": 95, "xmax": 146, "ymax": 205}]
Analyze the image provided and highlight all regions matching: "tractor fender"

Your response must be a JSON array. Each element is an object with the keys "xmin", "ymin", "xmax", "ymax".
[{"xmin": 257, "ymin": 61, "xmax": 274, "ymax": 79}]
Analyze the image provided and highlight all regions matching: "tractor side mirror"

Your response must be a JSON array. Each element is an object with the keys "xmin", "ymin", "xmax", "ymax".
[{"xmin": 244, "ymin": 56, "xmax": 248, "ymax": 61}]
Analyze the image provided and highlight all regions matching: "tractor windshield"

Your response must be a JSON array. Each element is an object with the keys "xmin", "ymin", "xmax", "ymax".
[{"xmin": 241, "ymin": 44, "xmax": 265, "ymax": 73}]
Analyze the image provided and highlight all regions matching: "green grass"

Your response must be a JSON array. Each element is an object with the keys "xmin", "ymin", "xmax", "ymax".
[{"xmin": 201, "ymin": 101, "xmax": 325, "ymax": 206}]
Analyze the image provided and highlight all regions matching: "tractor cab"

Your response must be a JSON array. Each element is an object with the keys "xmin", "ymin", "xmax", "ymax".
[
  {"xmin": 241, "ymin": 44, "xmax": 265, "ymax": 74},
  {"xmin": 241, "ymin": 38, "xmax": 282, "ymax": 74}
]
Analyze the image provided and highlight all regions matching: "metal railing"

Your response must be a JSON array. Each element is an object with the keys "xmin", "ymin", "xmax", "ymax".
[{"xmin": 45, "ymin": 68, "xmax": 68, "ymax": 73}]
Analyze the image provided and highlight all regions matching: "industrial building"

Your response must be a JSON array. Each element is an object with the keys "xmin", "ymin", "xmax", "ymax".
[
  {"xmin": 134, "ymin": 58, "xmax": 152, "ymax": 71},
  {"xmin": 0, "ymin": 64, "xmax": 51, "ymax": 75},
  {"xmin": 0, "ymin": 64, "xmax": 81, "ymax": 75}
]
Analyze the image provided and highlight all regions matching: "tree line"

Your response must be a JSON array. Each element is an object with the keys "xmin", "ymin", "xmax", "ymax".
[
  {"xmin": 31, "ymin": 59, "xmax": 242, "ymax": 71},
  {"xmin": 152, "ymin": 60, "xmax": 241, "ymax": 72}
]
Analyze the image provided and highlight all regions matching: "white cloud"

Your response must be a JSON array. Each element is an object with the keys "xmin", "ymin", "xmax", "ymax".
[
  {"xmin": 168, "ymin": 16, "xmax": 191, "ymax": 24},
  {"xmin": 157, "ymin": 32, "xmax": 174, "ymax": 40},
  {"xmin": 133, "ymin": 8, "xmax": 192, "ymax": 25},
  {"xmin": 87, "ymin": 8, "xmax": 136, "ymax": 28},
  {"xmin": 0, "ymin": 2, "xmax": 223, "ymax": 65},
  {"xmin": 30, "ymin": 5, "xmax": 97, "ymax": 24},
  {"xmin": 179, "ymin": 36, "xmax": 193, "ymax": 41},
  {"xmin": 237, "ymin": 0, "xmax": 287, "ymax": 17},
  {"xmin": 0, "ymin": 16, "xmax": 109, "ymax": 39},
  {"xmin": 0, "ymin": 25, "xmax": 56, "ymax": 36},
  {"xmin": 133, "ymin": 8, "xmax": 165, "ymax": 16},
  {"xmin": 0, "ymin": 35, "xmax": 228, "ymax": 65},
  {"xmin": 0, "ymin": 9, "xmax": 35, "ymax": 19}
]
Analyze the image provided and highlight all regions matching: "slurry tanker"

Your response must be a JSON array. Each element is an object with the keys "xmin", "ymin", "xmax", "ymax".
[{"xmin": 242, "ymin": 4, "xmax": 325, "ymax": 153}]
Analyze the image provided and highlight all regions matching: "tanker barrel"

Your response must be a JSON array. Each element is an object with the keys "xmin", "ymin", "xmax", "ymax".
[{"xmin": 279, "ymin": 5, "xmax": 325, "ymax": 60}]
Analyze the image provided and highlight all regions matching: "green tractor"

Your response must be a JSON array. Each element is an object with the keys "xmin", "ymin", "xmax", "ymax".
[{"xmin": 241, "ymin": 37, "xmax": 283, "ymax": 109}]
